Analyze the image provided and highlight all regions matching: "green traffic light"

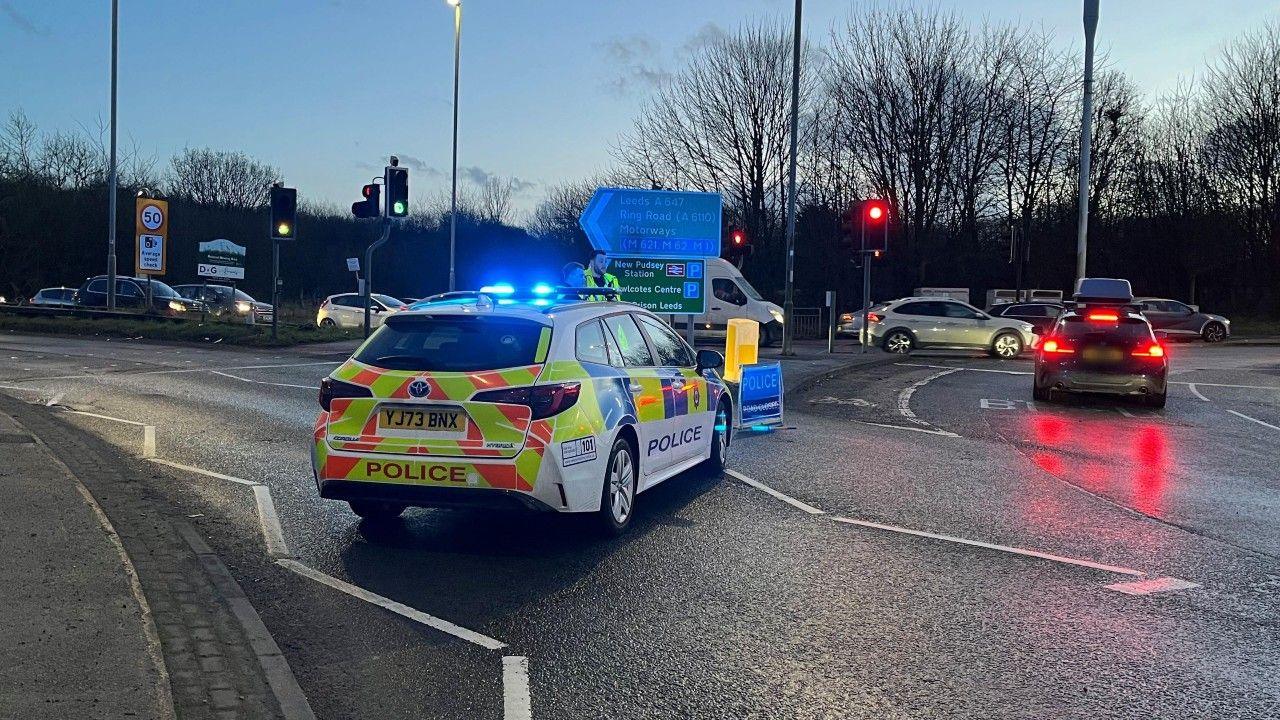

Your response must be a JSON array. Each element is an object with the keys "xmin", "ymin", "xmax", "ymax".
[{"xmin": 393, "ymin": 201, "xmax": 406, "ymax": 215}]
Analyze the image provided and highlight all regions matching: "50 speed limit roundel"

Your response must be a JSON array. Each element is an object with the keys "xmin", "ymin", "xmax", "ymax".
[{"xmin": 140, "ymin": 203, "xmax": 164, "ymax": 230}]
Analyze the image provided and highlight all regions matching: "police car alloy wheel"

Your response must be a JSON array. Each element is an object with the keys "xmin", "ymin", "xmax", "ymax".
[
  {"xmin": 885, "ymin": 330, "xmax": 913, "ymax": 354},
  {"xmin": 599, "ymin": 437, "xmax": 638, "ymax": 534},
  {"xmin": 705, "ymin": 401, "xmax": 730, "ymax": 473},
  {"xmin": 992, "ymin": 333, "xmax": 1022, "ymax": 359}
]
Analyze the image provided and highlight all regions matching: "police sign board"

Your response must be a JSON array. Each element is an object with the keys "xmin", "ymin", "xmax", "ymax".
[
  {"xmin": 579, "ymin": 188, "xmax": 722, "ymax": 259},
  {"xmin": 738, "ymin": 362, "xmax": 784, "ymax": 427},
  {"xmin": 135, "ymin": 198, "xmax": 168, "ymax": 275},
  {"xmin": 610, "ymin": 257, "xmax": 706, "ymax": 315},
  {"xmin": 197, "ymin": 239, "xmax": 247, "ymax": 280}
]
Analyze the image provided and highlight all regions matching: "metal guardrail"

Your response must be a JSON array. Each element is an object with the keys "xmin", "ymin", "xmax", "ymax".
[{"xmin": 791, "ymin": 307, "xmax": 824, "ymax": 340}]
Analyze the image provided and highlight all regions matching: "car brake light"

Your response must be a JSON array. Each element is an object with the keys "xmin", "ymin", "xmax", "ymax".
[
  {"xmin": 867, "ymin": 312, "xmax": 883, "ymax": 324},
  {"xmin": 1086, "ymin": 311, "xmax": 1119, "ymax": 323},
  {"xmin": 473, "ymin": 382, "xmax": 581, "ymax": 420},
  {"xmin": 319, "ymin": 377, "xmax": 372, "ymax": 411},
  {"xmin": 1132, "ymin": 342, "xmax": 1166, "ymax": 358},
  {"xmin": 1040, "ymin": 338, "xmax": 1074, "ymax": 354}
]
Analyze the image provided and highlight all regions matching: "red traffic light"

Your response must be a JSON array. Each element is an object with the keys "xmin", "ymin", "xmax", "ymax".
[
  {"xmin": 865, "ymin": 200, "xmax": 888, "ymax": 222},
  {"xmin": 732, "ymin": 230, "xmax": 745, "ymax": 245},
  {"xmin": 362, "ymin": 184, "xmax": 376, "ymax": 198}
]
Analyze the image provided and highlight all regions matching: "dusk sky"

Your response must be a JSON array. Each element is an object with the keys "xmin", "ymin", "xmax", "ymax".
[{"xmin": 3, "ymin": 0, "xmax": 1278, "ymax": 219}]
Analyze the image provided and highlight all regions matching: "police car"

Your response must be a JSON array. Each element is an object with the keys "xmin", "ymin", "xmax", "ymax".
[{"xmin": 311, "ymin": 286, "xmax": 732, "ymax": 534}]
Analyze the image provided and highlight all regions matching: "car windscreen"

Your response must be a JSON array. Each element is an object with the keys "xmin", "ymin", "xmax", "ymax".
[
  {"xmin": 373, "ymin": 294, "xmax": 403, "ymax": 308},
  {"xmin": 1057, "ymin": 317, "xmax": 1153, "ymax": 341},
  {"xmin": 146, "ymin": 280, "xmax": 181, "ymax": 298},
  {"xmin": 354, "ymin": 316, "xmax": 547, "ymax": 371},
  {"xmin": 233, "ymin": 289, "xmax": 255, "ymax": 302}
]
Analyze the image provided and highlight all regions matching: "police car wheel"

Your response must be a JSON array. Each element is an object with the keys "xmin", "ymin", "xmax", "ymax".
[
  {"xmin": 704, "ymin": 400, "xmax": 730, "ymax": 474},
  {"xmin": 348, "ymin": 500, "xmax": 406, "ymax": 521},
  {"xmin": 598, "ymin": 437, "xmax": 638, "ymax": 535}
]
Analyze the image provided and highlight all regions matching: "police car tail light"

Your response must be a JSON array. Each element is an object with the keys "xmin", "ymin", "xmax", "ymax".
[
  {"xmin": 319, "ymin": 377, "xmax": 372, "ymax": 411},
  {"xmin": 1132, "ymin": 342, "xmax": 1165, "ymax": 359},
  {"xmin": 473, "ymin": 382, "xmax": 581, "ymax": 420}
]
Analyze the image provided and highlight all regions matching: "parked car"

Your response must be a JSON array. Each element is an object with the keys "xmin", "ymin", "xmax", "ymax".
[
  {"xmin": 29, "ymin": 287, "xmax": 79, "ymax": 308},
  {"xmin": 316, "ymin": 293, "xmax": 406, "ymax": 329},
  {"xmin": 862, "ymin": 297, "xmax": 1036, "ymax": 358},
  {"xmin": 73, "ymin": 275, "xmax": 204, "ymax": 316},
  {"xmin": 172, "ymin": 284, "xmax": 274, "ymax": 324},
  {"xmin": 1134, "ymin": 297, "xmax": 1230, "ymax": 343},
  {"xmin": 988, "ymin": 301, "xmax": 1064, "ymax": 336}
]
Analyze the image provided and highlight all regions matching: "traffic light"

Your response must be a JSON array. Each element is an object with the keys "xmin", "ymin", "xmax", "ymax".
[
  {"xmin": 385, "ymin": 166, "xmax": 408, "ymax": 218},
  {"xmin": 725, "ymin": 226, "xmax": 752, "ymax": 266},
  {"xmin": 270, "ymin": 185, "xmax": 297, "ymax": 240},
  {"xmin": 862, "ymin": 198, "xmax": 889, "ymax": 254},
  {"xmin": 351, "ymin": 183, "xmax": 381, "ymax": 219}
]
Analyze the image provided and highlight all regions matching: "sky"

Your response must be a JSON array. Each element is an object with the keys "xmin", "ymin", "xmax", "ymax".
[{"xmin": 3, "ymin": 0, "xmax": 1279, "ymax": 220}]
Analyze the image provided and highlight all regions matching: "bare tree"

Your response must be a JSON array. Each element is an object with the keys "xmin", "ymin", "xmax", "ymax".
[
  {"xmin": 826, "ymin": 7, "xmax": 971, "ymax": 280},
  {"xmin": 477, "ymin": 176, "xmax": 516, "ymax": 224},
  {"xmin": 614, "ymin": 21, "xmax": 809, "ymax": 252},
  {"xmin": 165, "ymin": 147, "xmax": 281, "ymax": 207},
  {"xmin": 0, "ymin": 109, "xmax": 39, "ymax": 180}
]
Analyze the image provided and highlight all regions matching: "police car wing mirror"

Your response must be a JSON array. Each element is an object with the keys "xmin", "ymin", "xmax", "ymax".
[{"xmin": 696, "ymin": 349, "xmax": 724, "ymax": 372}]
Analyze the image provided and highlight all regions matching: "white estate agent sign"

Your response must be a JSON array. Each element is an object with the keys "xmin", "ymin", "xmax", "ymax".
[{"xmin": 197, "ymin": 238, "xmax": 247, "ymax": 280}]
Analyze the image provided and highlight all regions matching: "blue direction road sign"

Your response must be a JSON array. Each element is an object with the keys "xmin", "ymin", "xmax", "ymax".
[{"xmin": 579, "ymin": 188, "xmax": 722, "ymax": 258}]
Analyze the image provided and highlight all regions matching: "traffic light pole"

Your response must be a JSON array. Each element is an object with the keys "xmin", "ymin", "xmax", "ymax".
[
  {"xmin": 860, "ymin": 214, "xmax": 870, "ymax": 355},
  {"xmin": 363, "ymin": 217, "xmax": 393, "ymax": 338},
  {"xmin": 780, "ymin": 0, "xmax": 802, "ymax": 357},
  {"xmin": 271, "ymin": 239, "xmax": 280, "ymax": 341}
]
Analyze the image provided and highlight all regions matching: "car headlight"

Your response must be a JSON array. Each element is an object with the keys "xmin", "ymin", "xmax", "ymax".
[
  {"xmin": 236, "ymin": 301, "xmax": 252, "ymax": 313},
  {"xmin": 0, "ymin": 296, "xmax": 7, "ymax": 304},
  {"xmin": 770, "ymin": 309, "xmax": 784, "ymax": 324},
  {"xmin": 168, "ymin": 300, "xmax": 186, "ymax": 312}
]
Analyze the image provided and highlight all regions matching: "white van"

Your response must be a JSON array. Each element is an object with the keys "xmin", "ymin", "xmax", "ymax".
[{"xmin": 667, "ymin": 258, "xmax": 784, "ymax": 346}]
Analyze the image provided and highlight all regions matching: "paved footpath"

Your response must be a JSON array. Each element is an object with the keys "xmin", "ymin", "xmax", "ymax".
[{"xmin": 0, "ymin": 393, "xmax": 312, "ymax": 720}]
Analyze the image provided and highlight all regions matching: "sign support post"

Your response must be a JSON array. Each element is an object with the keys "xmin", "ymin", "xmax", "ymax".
[
  {"xmin": 363, "ymin": 218, "xmax": 392, "ymax": 338},
  {"xmin": 271, "ymin": 240, "xmax": 280, "ymax": 340}
]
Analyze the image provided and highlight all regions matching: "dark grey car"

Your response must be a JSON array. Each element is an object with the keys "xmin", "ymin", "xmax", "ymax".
[
  {"xmin": 1134, "ymin": 297, "xmax": 1230, "ymax": 342},
  {"xmin": 173, "ymin": 284, "xmax": 274, "ymax": 324}
]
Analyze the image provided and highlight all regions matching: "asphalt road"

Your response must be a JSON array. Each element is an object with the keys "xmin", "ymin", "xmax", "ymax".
[{"xmin": 2, "ymin": 333, "xmax": 1278, "ymax": 718}]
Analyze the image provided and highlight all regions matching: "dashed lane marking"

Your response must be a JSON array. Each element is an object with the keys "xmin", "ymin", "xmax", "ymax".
[
  {"xmin": 503, "ymin": 656, "xmax": 533, "ymax": 720},
  {"xmin": 897, "ymin": 362, "xmax": 1031, "ymax": 375},
  {"xmin": 829, "ymin": 516, "xmax": 1146, "ymax": 576},
  {"xmin": 64, "ymin": 409, "xmax": 148, "ymax": 426},
  {"xmin": 211, "ymin": 370, "xmax": 316, "ymax": 390},
  {"xmin": 1105, "ymin": 576, "xmax": 1201, "ymax": 595},
  {"xmin": 1187, "ymin": 383, "xmax": 1209, "ymax": 401},
  {"xmin": 725, "ymin": 469, "xmax": 826, "ymax": 515},
  {"xmin": 1226, "ymin": 409, "xmax": 1280, "ymax": 432},
  {"xmin": 849, "ymin": 419, "xmax": 960, "ymax": 437},
  {"xmin": 148, "ymin": 458, "xmax": 260, "ymax": 486},
  {"xmin": 275, "ymin": 559, "xmax": 508, "ymax": 651},
  {"xmin": 897, "ymin": 368, "xmax": 960, "ymax": 425},
  {"xmin": 252, "ymin": 485, "xmax": 293, "ymax": 559}
]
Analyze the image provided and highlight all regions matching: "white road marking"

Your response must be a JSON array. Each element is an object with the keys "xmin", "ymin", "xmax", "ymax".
[
  {"xmin": 725, "ymin": 469, "xmax": 826, "ymax": 515},
  {"xmin": 829, "ymin": 516, "xmax": 1145, "ymax": 576},
  {"xmin": 1226, "ymin": 409, "xmax": 1280, "ymax": 432},
  {"xmin": 503, "ymin": 656, "xmax": 533, "ymax": 720},
  {"xmin": 45, "ymin": 392, "xmax": 63, "ymax": 407},
  {"xmin": 212, "ymin": 369, "xmax": 316, "ymax": 390},
  {"xmin": 142, "ymin": 425, "xmax": 156, "ymax": 459},
  {"xmin": 1116, "ymin": 407, "xmax": 1135, "ymax": 418},
  {"xmin": 63, "ymin": 409, "xmax": 146, "ymax": 426},
  {"xmin": 895, "ymin": 368, "xmax": 960, "ymax": 437},
  {"xmin": 897, "ymin": 362, "xmax": 1032, "ymax": 375},
  {"xmin": 850, "ymin": 419, "xmax": 960, "ymax": 437},
  {"xmin": 1105, "ymin": 576, "xmax": 1200, "ymax": 595},
  {"xmin": 253, "ymin": 485, "xmax": 293, "ymax": 558},
  {"xmin": 1170, "ymin": 381, "xmax": 1280, "ymax": 390},
  {"xmin": 148, "ymin": 458, "xmax": 260, "ymax": 486},
  {"xmin": 1187, "ymin": 383, "xmax": 1209, "ymax": 402},
  {"xmin": 5, "ymin": 360, "xmax": 342, "ymax": 384},
  {"xmin": 275, "ymin": 558, "xmax": 508, "ymax": 650}
]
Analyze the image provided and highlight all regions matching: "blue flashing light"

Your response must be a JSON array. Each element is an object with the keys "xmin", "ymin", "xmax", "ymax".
[
  {"xmin": 532, "ymin": 283, "xmax": 554, "ymax": 296},
  {"xmin": 480, "ymin": 284, "xmax": 515, "ymax": 295},
  {"xmin": 532, "ymin": 298, "xmax": 551, "ymax": 307},
  {"xmin": 497, "ymin": 298, "xmax": 516, "ymax": 305},
  {"xmin": 750, "ymin": 425, "xmax": 774, "ymax": 433}
]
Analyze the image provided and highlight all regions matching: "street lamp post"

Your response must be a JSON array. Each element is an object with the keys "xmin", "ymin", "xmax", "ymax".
[
  {"xmin": 106, "ymin": 0, "xmax": 119, "ymax": 310},
  {"xmin": 1076, "ymin": 0, "xmax": 1100, "ymax": 283},
  {"xmin": 780, "ymin": 0, "xmax": 802, "ymax": 356},
  {"xmin": 446, "ymin": 0, "xmax": 461, "ymax": 292}
]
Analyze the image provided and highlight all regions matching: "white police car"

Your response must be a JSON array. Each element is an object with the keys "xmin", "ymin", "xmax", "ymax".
[{"xmin": 312, "ymin": 287, "xmax": 732, "ymax": 533}]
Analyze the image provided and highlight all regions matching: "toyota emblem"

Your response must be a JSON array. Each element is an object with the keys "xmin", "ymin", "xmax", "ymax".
[{"xmin": 408, "ymin": 379, "xmax": 431, "ymax": 398}]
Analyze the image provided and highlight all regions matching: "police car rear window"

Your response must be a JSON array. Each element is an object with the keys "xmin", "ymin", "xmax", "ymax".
[
  {"xmin": 356, "ymin": 316, "xmax": 547, "ymax": 371},
  {"xmin": 1058, "ymin": 316, "xmax": 1153, "ymax": 340}
]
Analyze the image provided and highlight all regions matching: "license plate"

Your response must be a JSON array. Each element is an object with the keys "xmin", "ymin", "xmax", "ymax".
[
  {"xmin": 1082, "ymin": 346, "xmax": 1123, "ymax": 364},
  {"xmin": 377, "ymin": 406, "xmax": 467, "ymax": 432}
]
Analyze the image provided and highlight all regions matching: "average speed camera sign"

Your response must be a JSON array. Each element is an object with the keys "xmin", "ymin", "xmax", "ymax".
[{"xmin": 135, "ymin": 198, "xmax": 169, "ymax": 275}]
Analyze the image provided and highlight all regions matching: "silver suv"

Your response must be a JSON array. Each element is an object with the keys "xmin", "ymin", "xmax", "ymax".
[{"xmin": 863, "ymin": 297, "xmax": 1036, "ymax": 357}]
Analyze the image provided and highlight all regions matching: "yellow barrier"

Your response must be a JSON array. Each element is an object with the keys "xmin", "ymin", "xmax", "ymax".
[{"xmin": 724, "ymin": 318, "xmax": 759, "ymax": 383}]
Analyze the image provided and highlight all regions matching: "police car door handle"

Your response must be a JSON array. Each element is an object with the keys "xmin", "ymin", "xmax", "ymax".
[
  {"xmin": 670, "ymin": 379, "xmax": 685, "ymax": 390},
  {"xmin": 628, "ymin": 383, "xmax": 644, "ymax": 394}
]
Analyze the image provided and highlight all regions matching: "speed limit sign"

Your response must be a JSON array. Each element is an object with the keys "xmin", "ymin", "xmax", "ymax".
[{"xmin": 135, "ymin": 198, "xmax": 169, "ymax": 275}]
